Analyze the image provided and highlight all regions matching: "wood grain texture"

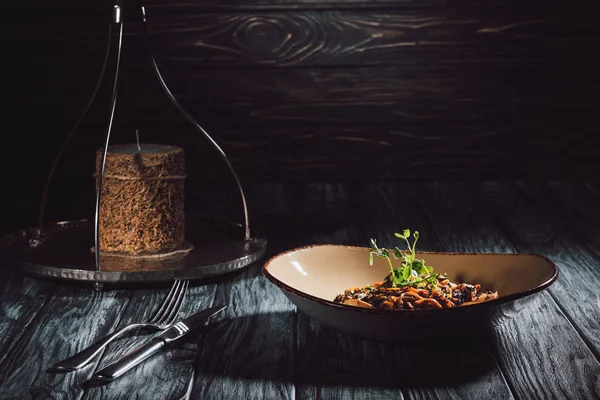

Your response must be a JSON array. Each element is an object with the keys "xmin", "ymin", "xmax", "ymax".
[
  {"xmin": 22, "ymin": 58, "xmax": 598, "ymax": 161},
  {"xmin": 105, "ymin": 67, "xmax": 596, "ymax": 141},
  {"xmin": 5, "ymin": 2, "xmax": 600, "ymax": 190},
  {"xmin": 6, "ymin": 0, "xmax": 553, "ymax": 14},
  {"xmin": 0, "ymin": 285, "xmax": 132, "ymax": 398},
  {"xmin": 83, "ymin": 282, "xmax": 217, "ymax": 399},
  {"xmin": 508, "ymin": 182, "xmax": 600, "ymax": 359},
  {"xmin": 0, "ymin": 270, "xmax": 58, "ymax": 380},
  {"xmin": 471, "ymin": 183, "xmax": 600, "ymax": 356},
  {"xmin": 57, "ymin": 66, "xmax": 564, "ymax": 124},
  {"xmin": 20, "ymin": 122, "xmax": 596, "ymax": 219},
  {"xmin": 2, "ymin": 182, "xmax": 600, "ymax": 398},
  {"xmin": 191, "ymin": 269, "xmax": 295, "ymax": 400},
  {"xmin": 21, "ymin": 7, "xmax": 583, "ymax": 69},
  {"xmin": 144, "ymin": 0, "xmax": 523, "ymax": 12},
  {"xmin": 13, "ymin": 55, "xmax": 599, "ymax": 188},
  {"xmin": 141, "ymin": 10, "xmax": 585, "ymax": 68},
  {"xmin": 7, "ymin": 0, "xmax": 546, "ymax": 16},
  {"xmin": 486, "ymin": 290, "xmax": 600, "ymax": 400},
  {"xmin": 415, "ymin": 182, "xmax": 600, "ymax": 399}
]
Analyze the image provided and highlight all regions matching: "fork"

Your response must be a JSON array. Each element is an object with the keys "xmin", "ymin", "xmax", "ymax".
[{"xmin": 52, "ymin": 279, "xmax": 189, "ymax": 372}]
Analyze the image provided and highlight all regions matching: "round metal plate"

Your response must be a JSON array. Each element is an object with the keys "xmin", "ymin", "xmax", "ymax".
[{"xmin": 1, "ymin": 218, "xmax": 267, "ymax": 284}]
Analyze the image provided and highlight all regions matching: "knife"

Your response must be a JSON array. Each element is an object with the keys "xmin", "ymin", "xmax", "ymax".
[{"xmin": 93, "ymin": 304, "xmax": 227, "ymax": 382}]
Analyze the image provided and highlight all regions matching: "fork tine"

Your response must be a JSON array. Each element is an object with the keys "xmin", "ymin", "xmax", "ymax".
[
  {"xmin": 149, "ymin": 279, "xmax": 183, "ymax": 324},
  {"xmin": 156, "ymin": 280, "xmax": 189, "ymax": 325}
]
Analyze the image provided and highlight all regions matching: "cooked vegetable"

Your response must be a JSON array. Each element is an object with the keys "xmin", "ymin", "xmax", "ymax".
[{"xmin": 334, "ymin": 230, "xmax": 498, "ymax": 310}]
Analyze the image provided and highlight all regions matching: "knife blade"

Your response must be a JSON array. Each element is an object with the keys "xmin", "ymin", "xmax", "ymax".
[{"xmin": 93, "ymin": 304, "xmax": 227, "ymax": 382}]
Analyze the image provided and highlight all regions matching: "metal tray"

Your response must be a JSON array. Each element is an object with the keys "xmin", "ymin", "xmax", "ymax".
[{"xmin": 1, "ymin": 218, "xmax": 267, "ymax": 285}]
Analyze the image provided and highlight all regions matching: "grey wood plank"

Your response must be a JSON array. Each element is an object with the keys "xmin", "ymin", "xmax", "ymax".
[
  {"xmin": 0, "ymin": 285, "xmax": 132, "ymax": 398},
  {"xmin": 446, "ymin": 181, "xmax": 600, "ymax": 398},
  {"xmin": 191, "ymin": 265, "xmax": 295, "ymax": 400},
  {"xmin": 474, "ymin": 181, "xmax": 600, "ymax": 359},
  {"xmin": 0, "ymin": 269, "xmax": 59, "ymax": 383},
  {"xmin": 82, "ymin": 282, "xmax": 217, "ymax": 400},
  {"xmin": 510, "ymin": 181, "xmax": 600, "ymax": 358},
  {"xmin": 4, "ymin": 182, "xmax": 599, "ymax": 399}
]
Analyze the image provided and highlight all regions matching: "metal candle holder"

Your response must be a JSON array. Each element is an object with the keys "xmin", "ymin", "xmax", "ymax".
[{"xmin": 2, "ymin": 1, "xmax": 267, "ymax": 290}]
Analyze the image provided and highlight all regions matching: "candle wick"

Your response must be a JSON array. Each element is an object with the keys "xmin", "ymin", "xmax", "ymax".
[{"xmin": 135, "ymin": 130, "xmax": 142, "ymax": 152}]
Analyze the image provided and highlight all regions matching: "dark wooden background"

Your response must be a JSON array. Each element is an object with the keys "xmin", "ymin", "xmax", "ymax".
[{"xmin": 3, "ymin": 0, "xmax": 600, "ymax": 235}]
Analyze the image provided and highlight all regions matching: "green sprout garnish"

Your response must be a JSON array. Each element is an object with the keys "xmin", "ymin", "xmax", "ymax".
[{"xmin": 369, "ymin": 229, "xmax": 438, "ymax": 288}]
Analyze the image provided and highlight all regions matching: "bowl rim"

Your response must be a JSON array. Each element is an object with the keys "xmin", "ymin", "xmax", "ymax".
[{"xmin": 262, "ymin": 244, "xmax": 560, "ymax": 315}]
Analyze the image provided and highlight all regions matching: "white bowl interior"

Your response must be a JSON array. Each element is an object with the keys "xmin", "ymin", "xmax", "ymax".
[{"xmin": 265, "ymin": 245, "xmax": 556, "ymax": 301}]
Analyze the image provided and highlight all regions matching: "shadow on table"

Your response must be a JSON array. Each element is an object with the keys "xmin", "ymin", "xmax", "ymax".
[{"xmin": 191, "ymin": 311, "xmax": 501, "ymax": 390}]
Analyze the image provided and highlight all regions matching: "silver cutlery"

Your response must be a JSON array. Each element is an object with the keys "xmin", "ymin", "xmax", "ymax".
[
  {"xmin": 52, "ymin": 279, "xmax": 189, "ymax": 372},
  {"xmin": 93, "ymin": 304, "xmax": 227, "ymax": 382}
]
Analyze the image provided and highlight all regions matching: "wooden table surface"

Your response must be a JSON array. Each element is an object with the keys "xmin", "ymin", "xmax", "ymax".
[{"xmin": 1, "ymin": 181, "xmax": 599, "ymax": 399}]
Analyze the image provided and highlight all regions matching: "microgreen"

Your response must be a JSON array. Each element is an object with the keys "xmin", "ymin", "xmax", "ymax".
[{"xmin": 369, "ymin": 229, "xmax": 438, "ymax": 288}]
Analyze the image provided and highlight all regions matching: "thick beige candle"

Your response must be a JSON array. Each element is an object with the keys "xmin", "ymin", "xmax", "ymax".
[{"xmin": 95, "ymin": 144, "xmax": 186, "ymax": 256}]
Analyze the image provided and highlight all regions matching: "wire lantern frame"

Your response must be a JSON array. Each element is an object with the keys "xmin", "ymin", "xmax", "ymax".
[{"xmin": 35, "ymin": 1, "xmax": 252, "ymax": 290}]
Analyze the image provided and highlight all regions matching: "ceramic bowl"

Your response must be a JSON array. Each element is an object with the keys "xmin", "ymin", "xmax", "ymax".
[{"xmin": 263, "ymin": 245, "xmax": 558, "ymax": 342}]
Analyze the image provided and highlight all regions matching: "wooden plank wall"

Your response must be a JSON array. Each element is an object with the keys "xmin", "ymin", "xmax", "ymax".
[{"xmin": 3, "ymin": 0, "xmax": 600, "ymax": 231}]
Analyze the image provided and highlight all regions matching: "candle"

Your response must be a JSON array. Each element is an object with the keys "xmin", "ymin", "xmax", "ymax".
[
  {"xmin": 104, "ymin": 143, "xmax": 174, "ymax": 155},
  {"xmin": 94, "ymin": 143, "xmax": 186, "ymax": 257}
]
